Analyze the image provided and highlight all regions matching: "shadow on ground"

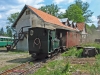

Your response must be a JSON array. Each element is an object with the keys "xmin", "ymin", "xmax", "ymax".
[
  {"xmin": 7, "ymin": 57, "xmax": 32, "ymax": 63},
  {"xmin": 0, "ymin": 47, "xmax": 8, "ymax": 52},
  {"xmin": 0, "ymin": 50, "xmax": 7, "ymax": 52}
]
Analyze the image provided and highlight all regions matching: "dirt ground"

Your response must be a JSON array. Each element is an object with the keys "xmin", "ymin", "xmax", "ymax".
[{"xmin": 0, "ymin": 47, "xmax": 31, "ymax": 73}]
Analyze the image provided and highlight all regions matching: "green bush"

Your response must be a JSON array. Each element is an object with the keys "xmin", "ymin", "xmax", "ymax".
[{"xmin": 62, "ymin": 47, "xmax": 83, "ymax": 58}]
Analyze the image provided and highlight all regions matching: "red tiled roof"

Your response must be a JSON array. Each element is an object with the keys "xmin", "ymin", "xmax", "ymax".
[
  {"xmin": 27, "ymin": 5, "xmax": 76, "ymax": 31},
  {"xmin": 77, "ymin": 22, "xmax": 85, "ymax": 31}
]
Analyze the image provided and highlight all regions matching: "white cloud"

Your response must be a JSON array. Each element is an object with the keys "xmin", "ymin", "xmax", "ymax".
[
  {"xmin": 68, "ymin": 0, "xmax": 74, "ymax": 3},
  {"xmin": 58, "ymin": 8, "xmax": 66, "ymax": 13},
  {"xmin": 17, "ymin": 0, "xmax": 45, "ymax": 8},
  {"xmin": 0, "ymin": 6, "xmax": 6, "ymax": 10},
  {"xmin": 53, "ymin": 0, "xmax": 74, "ymax": 4},
  {"xmin": 53, "ymin": 0, "xmax": 64, "ymax": 4},
  {"xmin": 0, "ymin": 20, "xmax": 7, "ymax": 31},
  {"xmin": 82, "ymin": 0, "xmax": 92, "ymax": 3},
  {"xmin": 17, "ymin": 0, "xmax": 44, "ymax": 8},
  {"xmin": 5, "ymin": 9, "xmax": 21, "ymax": 16},
  {"xmin": 34, "ymin": 4, "xmax": 45, "ymax": 8},
  {"xmin": 0, "ymin": 14, "xmax": 2, "ymax": 19},
  {"xmin": 87, "ymin": 16, "xmax": 98, "ymax": 27},
  {"xmin": 91, "ymin": 16, "xmax": 98, "ymax": 23},
  {"xmin": 53, "ymin": 0, "xmax": 92, "ymax": 4}
]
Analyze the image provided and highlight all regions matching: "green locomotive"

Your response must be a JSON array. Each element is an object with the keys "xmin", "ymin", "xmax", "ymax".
[
  {"xmin": 28, "ymin": 27, "xmax": 60, "ymax": 59},
  {"xmin": 0, "ymin": 36, "xmax": 13, "ymax": 47}
]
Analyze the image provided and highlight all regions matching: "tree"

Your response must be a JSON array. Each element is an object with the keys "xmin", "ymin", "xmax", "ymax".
[
  {"xmin": 90, "ymin": 24, "xmax": 96, "ymax": 33},
  {"xmin": 86, "ymin": 24, "xmax": 96, "ymax": 34},
  {"xmin": 97, "ymin": 15, "xmax": 100, "ymax": 25},
  {"xmin": 0, "ymin": 27, "xmax": 4, "ymax": 35},
  {"xmin": 6, "ymin": 12, "xmax": 19, "ymax": 37},
  {"xmin": 97, "ymin": 15, "xmax": 100, "ymax": 19},
  {"xmin": 39, "ymin": 4, "xmax": 60, "ymax": 17},
  {"xmin": 75, "ymin": 0, "xmax": 93, "ymax": 22},
  {"xmin": 63, "ymin": 4, "xmax": 84, "ymax": 22},
  {"xmin": 7, "ymin": 12, "xmax": 19, "ymax": 25},
  {"xmin": 86, "ymin": 24, "xmax": 92, "ymax": 34},
  {"xmin": 6, "ymin": 26, "xmax": 12, "ymax": 37}
]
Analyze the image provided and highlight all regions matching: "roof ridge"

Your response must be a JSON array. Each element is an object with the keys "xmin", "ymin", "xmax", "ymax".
[
  {"xmin": 26, "ymin": 5, "xmax": 59, "ymax": 20},
  {"xmin": 27, "ymin": 5, "xmax": 77, "ymax": 31},
  {"xmin": 12, "ymin": 4, "xmax": 78, "ymax": 31}
]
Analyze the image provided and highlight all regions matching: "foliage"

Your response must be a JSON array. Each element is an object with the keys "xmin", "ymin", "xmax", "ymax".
[
  {"xmin": 86, "ymin": 24, "xmax": 97, "ymax": 34},
  {"xmin": 6, "ymin": 12, "xmax": 19, "ymax": 37},
  {"xmin": 32, "ymin": 43, "xmax": 100, "ymax": 75},
  {"xmin": 39, "ymin": 4, "xmax": 60, "ymax": 17},
  {"xmin": 63, "ymin": 0, "xmax": 93, "ymax": 23},
  {"xmin": 6, "ymin": 26, "xmax": 12, "ymax": 37},
  {"xmin": 0, "ymin": 27, "xmax": 4, "ymax": 35},
  {"xmin": 7, "ymin": 12, "xmax": 19, "ymax": 25},
  {"xmin": 88, "ymin": 54, "xmax": 100, "ymax": 75},
  {"xmin": 75, "ymin": 0, "xmax": 93, "ymax": 22},
  {"xmin": 90, "ymin": 24, "xmax": 96, "ymax": 32},
  {"xmin": 63, "ymin": 4, "xmax": 84, "ymax": 22},
  {"xmin": 86, "ymin": 24, "xmax": 92, "ymax": 34},
  {"xmin": 33, "ymin": 60, "xmax": 72, "ymax": 75},
  {"xmin": 62, "ymin": 62, "xmax": 71, "ymax": 75},
  {"xmin": 97, "ymin": 15, "xmax": 100, "ymax": 19},
  {"xmin": 62, "ymin": 47, "xmax": 83, "ymax": 58},
  {"xmin": 82, "ymin": 43, "xmax": 100, "ymax": 49}
]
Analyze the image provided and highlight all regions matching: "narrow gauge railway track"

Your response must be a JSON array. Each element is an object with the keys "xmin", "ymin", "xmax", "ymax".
[
  {"xmin": 0, "ymin": 53, "xmax": 60, "ymax": 75},
  {"xmin": 0, "ymin": 61, "xmax": 42, "ymax": 75}
]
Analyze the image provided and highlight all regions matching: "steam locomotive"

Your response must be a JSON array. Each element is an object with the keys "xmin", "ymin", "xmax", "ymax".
[{"xmin": 28, "ymin": 27, "xmax": 80, "ymax": 59}]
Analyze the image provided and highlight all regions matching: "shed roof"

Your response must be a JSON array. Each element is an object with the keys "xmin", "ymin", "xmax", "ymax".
[
  {"xmin": 12, "ymin": 5, "xmax": 77, "ymax": 31},
  {"xmin": 77, "ymin": 22, "xmax": 85, "ymax": 31}
]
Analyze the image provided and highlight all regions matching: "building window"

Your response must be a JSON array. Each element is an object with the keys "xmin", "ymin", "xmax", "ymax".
[{"xmin": 26, "ymin": 10, "xmax": 30, "ymax": 15}]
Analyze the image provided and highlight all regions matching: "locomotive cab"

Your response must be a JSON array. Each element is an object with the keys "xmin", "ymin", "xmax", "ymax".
[{"xmin": 28, "ymin": 27, "xmax": 59, "ymax": 59}]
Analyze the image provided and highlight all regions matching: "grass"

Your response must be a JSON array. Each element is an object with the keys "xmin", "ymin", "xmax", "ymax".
[
  {"xmin": 0, "ymin": 64, "xmax": 18, "ymax": 73},
  {"xmin": 62, "ymin": 47, "xmax": 83, "ymax": 58},
  {"xmin": 31, "ymin": 43, "xmax": 100, "ymax": 75},
  {"xmin": 0, "ymin": 48, "xmax": 30, "ymax": 73},
  {"xmin": 1, "ymin": 43, "xmax": 100, "ymax": 75},
  {"xmin": 32, "ymin": 59, "xmax": 72, "ymax": 75},
  {"xmin": 89, "ymin": 54, "xmax": 100, "ymax": 75},
  {"xmin": 82, "ymin": 43, "xmax": 100, "ymax": 49}
]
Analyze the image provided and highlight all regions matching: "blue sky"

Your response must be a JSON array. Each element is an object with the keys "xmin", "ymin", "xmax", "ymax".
[{"xmin": 0, "ymin": 0, "xmax": 99, "ymax": 31}]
